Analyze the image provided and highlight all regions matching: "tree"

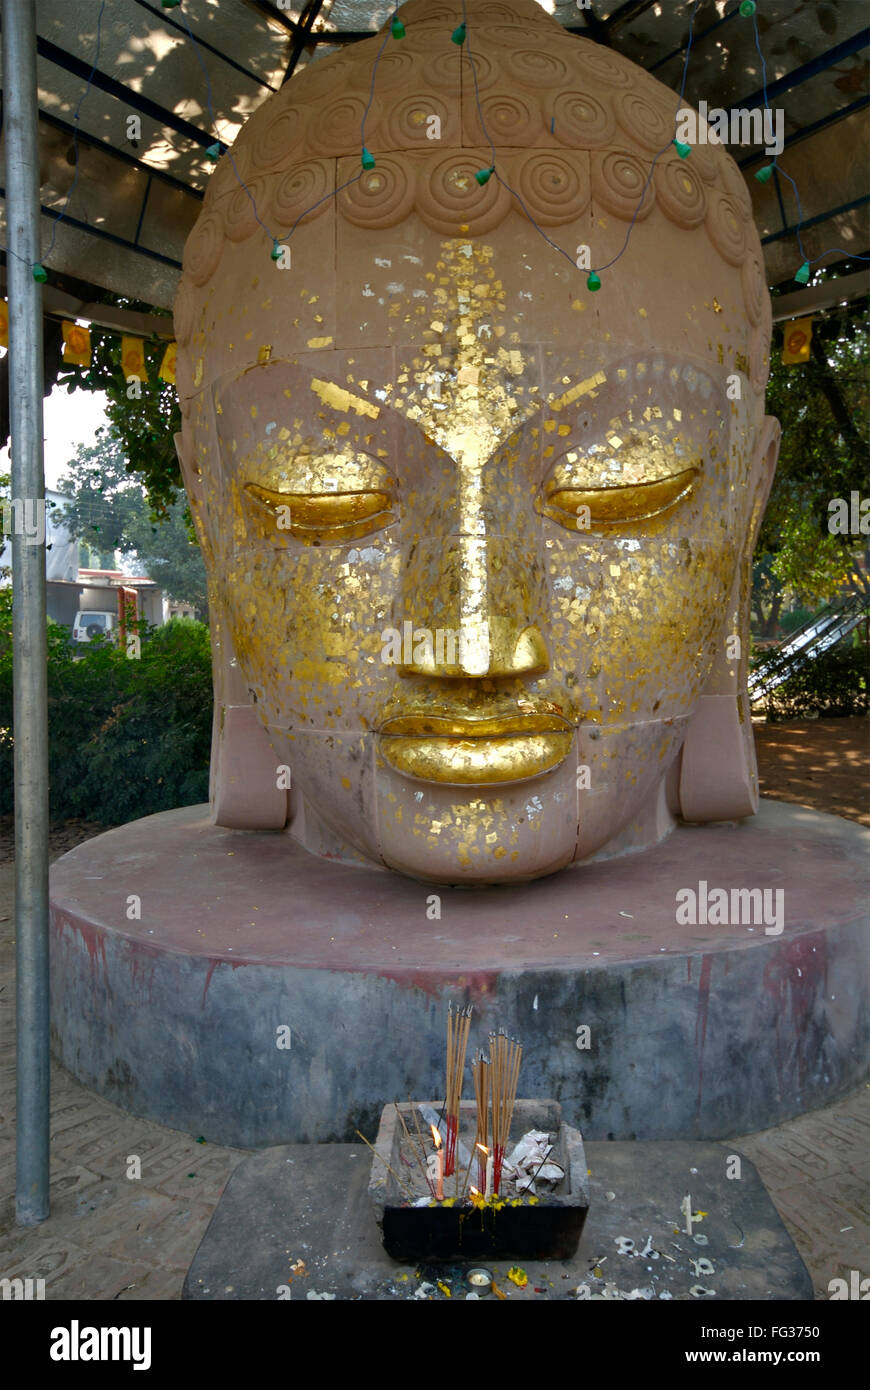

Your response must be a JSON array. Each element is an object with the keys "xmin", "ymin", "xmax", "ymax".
[
  {"xmin": 58, "ymin": 433, "xmax": 207, "ymax": 617},
  {"xmin": 753, "ymin": 295, "xmax": 869, "ymax": 635},
  {"xmin": 54, "ymin": 295, "xmax": 181, "ymax": 517}
]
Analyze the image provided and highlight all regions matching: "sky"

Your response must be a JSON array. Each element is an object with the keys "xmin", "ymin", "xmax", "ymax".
[{"xmin": 1, "ymin": 383, "xmax": 109, "ymax": 493}]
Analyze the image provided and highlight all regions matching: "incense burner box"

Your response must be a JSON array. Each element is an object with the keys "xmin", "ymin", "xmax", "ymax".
[{"xmin": 369, "ymin": 1100, "xmax": 590, "ymax": 1263}]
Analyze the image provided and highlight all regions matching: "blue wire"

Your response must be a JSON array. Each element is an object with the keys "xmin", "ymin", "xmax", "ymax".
[
  {"xmin": 463, "ymin": 0, "xmax": 703, "ymax": 277},
  {"xmin": 751, "ymin": 9, "xmax": 869, "ymax": 272},
  {"xmin": 361, "ymin": 29, "xmax": 392, "ymax": 147},
  {"xmin": 179, "ymin": 6, "xmax": 277, "ymax": 246},
  {"xmin": 6, "ymin": 0, "xmax": 865, "ymax": 289}
]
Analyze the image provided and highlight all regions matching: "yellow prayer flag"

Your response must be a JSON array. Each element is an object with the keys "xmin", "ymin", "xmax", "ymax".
[
  {"xmin": 158, "ymin": 341, "xmax": 177, "ymax": 384},
  {"xmin": 121, "ymin": 335, "xmax": 148, "ymax": 381},
  {"xmin": 62, "ymin": 319, "xmax": 92, "ymax": 367},
  {"xmin": 0, "ymin": 300, "xmax": 8, "ymax": 349},
  {"xmin": 781, "ymin": 316, "xmax": 813, "ymax": 365}
]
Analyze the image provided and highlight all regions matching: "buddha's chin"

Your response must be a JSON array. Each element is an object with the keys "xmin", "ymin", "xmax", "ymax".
[{"xmin": 373, "ymin": 748, "xmax": 581, "ymax": 884}]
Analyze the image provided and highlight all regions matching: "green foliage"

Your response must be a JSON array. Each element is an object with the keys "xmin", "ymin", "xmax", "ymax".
[
  {"xmin": 758, "ymin": 637, "xmax": 869, "ymax": 722},
  {"xmin": 58, "ymin": 432, "xmax": 207, "ymax": 615},
  {"xmin": 757, "ymin": 304, "xmax": 869, "ymax": 618},
  {"xmin": 0, "ymin": 591, "xmax": 212, "ymax": 823},
  {"xmin": 779, "ymin": 605, "xmax": 816, "ymax": 636},
  {"xmin": 54, "ymin": 299, "xmax": 181, "ymax": 515}
]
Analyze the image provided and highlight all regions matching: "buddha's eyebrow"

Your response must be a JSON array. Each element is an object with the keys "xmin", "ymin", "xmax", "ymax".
[
  {"xmin": 309, "ymin": 377, "xmax": 380, "ymax": 420},
  {"xmin": 548, "ymin": 370, "xmax": 608, "ymax": 413}
]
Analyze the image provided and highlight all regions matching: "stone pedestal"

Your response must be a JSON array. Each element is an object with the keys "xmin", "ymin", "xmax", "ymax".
[
  {"xmin": 49, "ymin": 800, "xmax": 869, "ymax": 1148},
  {"xmin": 181, "ymin": 1140, "xmax": 814, "ymax": 1301}
]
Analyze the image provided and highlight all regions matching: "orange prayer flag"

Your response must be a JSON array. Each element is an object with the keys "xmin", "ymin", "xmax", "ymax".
[
  {"xmin": 62, "ymin": 319, "xmax": 92, "ymax": 367},
  {"xmin": 781, "ymin": 316, "xmax": 813, "ymax": 365},
  {"xmin": 0, "ymin": 300, "xmax": 8, "ymax": 349},
  {"xmin": 121, "ymin": 335, "xmax": 148, "ymax": 381},
  {"xmin": 158, "ymin": 341, "xmax": 177, "ymax": 384}
]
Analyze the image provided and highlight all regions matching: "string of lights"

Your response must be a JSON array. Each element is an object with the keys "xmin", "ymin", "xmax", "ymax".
[{"xmin": 1, "ymin": 0, "xmax": 867, "ymax": 301}]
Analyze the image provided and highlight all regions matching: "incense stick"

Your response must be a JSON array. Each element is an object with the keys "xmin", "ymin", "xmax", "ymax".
[
  {"xmin": 394, "ymin": 1101, "xmax": 436, "ymax": 1199},
  {"xmin": 444, "ymin": 1002, "xmax": 472, "ymax": 1177},
  {"xmin": 471, "ymin": 1051, "xmax": 490, "ymax": 1191},
  {"xmin": 489, "ymin": 1030, "xmax": 522, "ymax": 1194},
  {"xmin": 354, "ymin": 1129, "xmax": 416, "ymax": 1203}
]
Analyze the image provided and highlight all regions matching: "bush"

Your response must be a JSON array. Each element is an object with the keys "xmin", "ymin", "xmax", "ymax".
[
  {"xmin": 0, "ymin": 594, "xmax": 212, "ymax": 823},
  {"xmin": 779, "ymin": 605, "xmax": 816, "ymax": 636},
  {"xmin": 760, "ymin": 638, "xmax": 870, "ymax": 721}
]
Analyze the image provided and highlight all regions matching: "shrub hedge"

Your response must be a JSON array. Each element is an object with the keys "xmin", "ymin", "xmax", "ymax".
[
  {"xmin": 0, "ymin": 590, "xmax": 212, "ymax": 823},
  {"xmin": 758, "ymin": 637, "xmax": 869, "ymax": 722}
]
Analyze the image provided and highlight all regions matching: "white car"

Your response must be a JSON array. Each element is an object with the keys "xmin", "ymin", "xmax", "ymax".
[{"xmin": 72, "ymin": 610, "xmax": 116, "ymax": 644}]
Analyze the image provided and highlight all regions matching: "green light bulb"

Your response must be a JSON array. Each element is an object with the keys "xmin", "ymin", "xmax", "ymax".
[
  {"xmin": 673, "ymin": 139, "xmax": 691, "ymax": 159},
  {"xmin": 475, "ymin": 166, "xmax": 495, "ymax": 186},
  {"xmin": 32, "ymin": 263, "xmax": 48, "ymax": 283},
  {"xmin": 271, "ymin": 241, "xmax": 283, "ymax": 262},
  {"xmin": 391, "ymin": 15, "xmax": 405, "ymax": 39},
  {"xmin": 361, "ymin": 147, "xmax": 376, "ymax": 170},
  {"xmin": 795, "ymin": 261, "xmax": 810, "ymax": 285},
  {"xmin": 755, "ymin": 163, "xmax": 775, "ymax": 183},
  {"xmin": 587, "ymin": 272, "xmax": 602, "ymax": 292},
  {"xmin": 739, "ymin": 1, "xmax": 757, "ymax": 16},
  {"xmin": 451, "ymin": 23, "xmax": 467, "ymax": 45}
]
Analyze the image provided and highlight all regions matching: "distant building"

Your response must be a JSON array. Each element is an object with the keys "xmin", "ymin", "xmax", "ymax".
[
  {"xmin": 1, "ymin": 492, "xmax": 166, "ymax": 644},
  {"xmin": 0, "ymin": 488, "xmax": 78, "ymax": 582}
]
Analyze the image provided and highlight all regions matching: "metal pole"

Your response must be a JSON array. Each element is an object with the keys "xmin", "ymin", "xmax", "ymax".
[{"xmin": 3, "ymin": 0, "xmax": 50, "ymax": 1224}]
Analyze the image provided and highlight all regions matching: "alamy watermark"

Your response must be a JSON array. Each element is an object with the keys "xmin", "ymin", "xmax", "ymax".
[
  {"xmin": 1, "ymin": 1276, "xmax": 45, "ymax": 1300},
  {"xmin": 1, "ymin": 497, "xmax": 45, "ymax": 545},
  {"xmin": 381, "ymin": 622, "xmax": 480, "ymax": 667},
  {"xmin": 676, "ymin": 881, "xmax": 784, "ymax": 935},
  {"xmin": 675, "ymin": 103, "xmax": 784, "ymax": 157},
  {"xmin": 827, "ymin": 492, "xmax": 869, "ymax": 535}
]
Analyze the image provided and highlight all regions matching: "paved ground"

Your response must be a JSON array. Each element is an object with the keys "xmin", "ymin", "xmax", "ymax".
[
  {"xmin": 1, "ymin": 858, "xmax": 867, "ymax": 1301},
  {"xmin": 754, "ymin": 716, "xmax": 869, "ymax": 827},
  {"xmin": 0, "ymin": 716, "xmax": 867, "ymax": 1300}
]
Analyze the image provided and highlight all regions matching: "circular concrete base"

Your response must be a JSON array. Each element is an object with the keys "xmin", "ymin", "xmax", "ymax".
[{"xmin": 50, "ymin": 800, "xmax": 870, "ymax": 1148}]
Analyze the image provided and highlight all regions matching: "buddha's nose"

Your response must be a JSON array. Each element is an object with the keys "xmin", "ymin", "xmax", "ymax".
[{"xmin": 396, "ymin": 535, "xmax": 550, "ymax": 679}]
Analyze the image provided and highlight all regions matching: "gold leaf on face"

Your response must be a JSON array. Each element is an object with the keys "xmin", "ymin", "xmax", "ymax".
[
  {"xmin": 245, "ymin": 483, "xmax": 393, "ymax": 529},
  {"xmin": 542, "ymin": 466, "xmax": 698, "ymax": 530},
  {"xmin": 244, "ymin": 445, "xmax": 394, "ymax": 496}
]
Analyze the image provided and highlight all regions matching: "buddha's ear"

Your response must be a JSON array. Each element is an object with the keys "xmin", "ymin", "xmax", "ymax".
[
  {"xmin": 748, "ymin": 415, "xmax": 781, "ymax": 546},
  {"xmin": 174, "ymin": 428, "xmax": 207, "ymax": 548},
  {"xmin": 677, "ymin": 412, "xmax": 781, "ymax": 825},
  {"xmin": 174, "ymin": 429, "xmax": 201, "ymax": 499}
]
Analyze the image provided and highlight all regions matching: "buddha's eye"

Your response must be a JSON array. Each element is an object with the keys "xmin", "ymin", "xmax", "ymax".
[
  {"xmin": 540, "ymin": 465, "xmax": 698, "ymax": 532},
  {"xmin": 243, "ymin": 452, "xmax": 395, "ymax": 543}
]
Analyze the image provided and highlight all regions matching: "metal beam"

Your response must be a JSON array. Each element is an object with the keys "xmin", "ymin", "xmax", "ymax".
[
  {"xmin": 238, "ymin": 0, "xmax": 302, "ymax": 36},
  {"xmin": 2, "ymin": 0, "xmax": 50, "ymax": 1227},
  {"xmin": 771, "ymin": 268, "xmax": 870, "ymax": 322},
  {"xmin": 131, "ymin": 0, "xmax": 278, "ymax": 91},
  {"xmin": 34, "ymin": 33, "xmax": 218, "ymax": 150},
  {"xmin": 650, "ymin": 3, "xmax": 739, "ymax": 74},
  {"xmin": 759, "ymin": 193, "xmax": 870, "ymax": 245},
  {"xmin": 738, "ymin": 95, "xmax": 870, "ymax": 167},
  {"xmin": 0, "ymin": 274, "xmax": 176, "ymax": 337},
  {"xmin": 281, "ymin": 0, "xmax": 326, "ymax": 85},
  {"xmin": 603, "ymin": 0, "xmax": 659, "ymax": 32},
  {"xmin": 36, "ymin": 106, "xmax": 205, "ymax": 201},
  {"xmin": 0, "ymin": 187, "xmax": 185, "ymax": 269},
  {"xmin": 738, "ymin": 28, "xmax": 870, "ymax": 111}
]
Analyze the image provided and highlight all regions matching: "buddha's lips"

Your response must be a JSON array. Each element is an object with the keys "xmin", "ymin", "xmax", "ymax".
[{"xmin": 376, "ymin": 711, "xmax": 575, "ymax": 784}]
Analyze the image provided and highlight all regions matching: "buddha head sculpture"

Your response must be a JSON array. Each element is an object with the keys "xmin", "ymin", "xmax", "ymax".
[{"xmin": 173, "ymin": 0, "xmax": 779, "ymax": 885}]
